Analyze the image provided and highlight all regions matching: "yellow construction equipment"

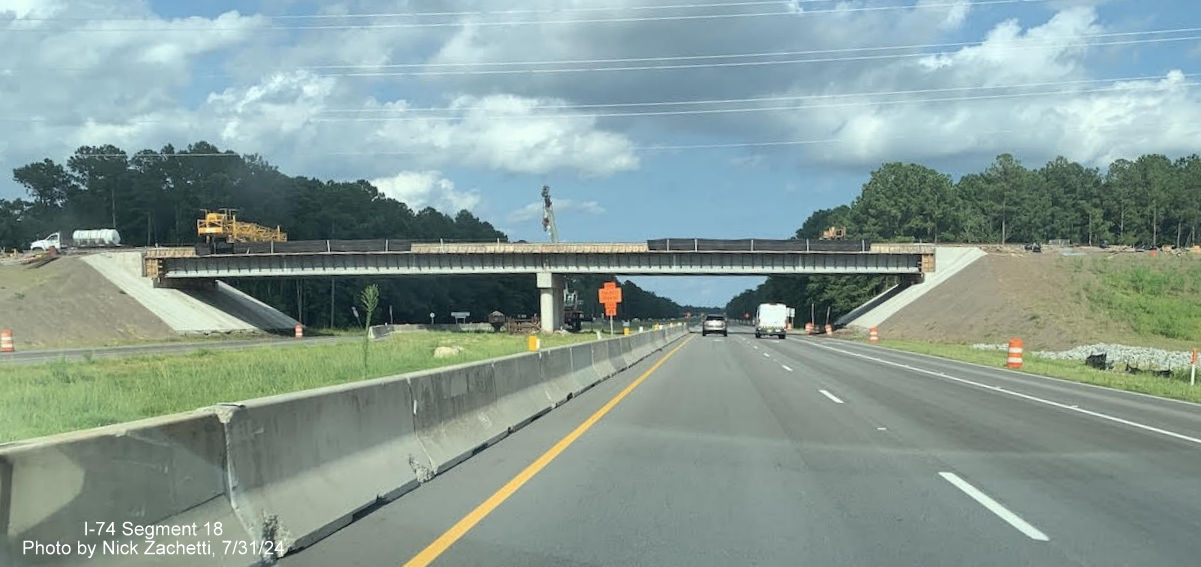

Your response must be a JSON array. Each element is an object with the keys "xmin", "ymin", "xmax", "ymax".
[
  {"xmin": 820, "ymin": 226, "xmax": 846, "ymax": 240},
  {"xmin": 197, "ymin": 208, "xmax": 287, "ymax": 244}
]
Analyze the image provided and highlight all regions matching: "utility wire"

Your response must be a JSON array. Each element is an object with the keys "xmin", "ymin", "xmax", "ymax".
[
  {"xmin": 1, "ymin": 0, "xmax": 1050, "ymax": 32},
  {"xmin": 319, "ymin": 73, "xmax": 1194, "ymax": 114},
  {"xmin": 302, "ymin": 82, "xmax": 1201, "ymax": 122},
  {"xmin": 4, "ymin": 78, "xmax": 1190, "ymax": 125},
  {"xmin": 298, "ymin": 26, "xmax": 1201, "ymax": 70},
  {"xmin": 314, "ymin": 35, "xmax": 1201, "ymax": 76},
  {"xmin": 37, "ymin": 119, "xmax": 1194, "ymax": 159}
]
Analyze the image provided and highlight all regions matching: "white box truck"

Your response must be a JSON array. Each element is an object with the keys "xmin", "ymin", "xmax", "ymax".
[{"xmin": 755, "ymin": 302, "xmax": 789, "ymax": 339}]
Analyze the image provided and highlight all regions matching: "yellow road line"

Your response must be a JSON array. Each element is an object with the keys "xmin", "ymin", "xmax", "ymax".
[{"xmin": 401, "ymin": 335, "xmax": 696, "ymax": 567}]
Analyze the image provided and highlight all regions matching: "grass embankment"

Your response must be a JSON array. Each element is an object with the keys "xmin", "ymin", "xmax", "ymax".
[
  {"xmin": 877, "ymin": 339, "xmax": 1201, "ymax": 404},
  {"xmin": 0, "ymin": 331, "xmax": 597, "ymax": 444},
  {"xmin": 1083, "ymin": 257, "xmax": 1201, "ymax": 342}
]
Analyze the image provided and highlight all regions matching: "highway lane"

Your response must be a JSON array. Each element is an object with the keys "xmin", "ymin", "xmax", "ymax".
[
  {"xmin": 0, "ymin": 335, "xmax": 351, "ymax": 365},
  {"xmin": 281, "ymin": 328, "xmax": 1201, "ymax": 567}
]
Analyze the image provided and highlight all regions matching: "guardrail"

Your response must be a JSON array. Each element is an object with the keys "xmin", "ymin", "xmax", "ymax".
[{"xmin": 0, "ymin": 326, "xmax": 688, "ymax": 566}]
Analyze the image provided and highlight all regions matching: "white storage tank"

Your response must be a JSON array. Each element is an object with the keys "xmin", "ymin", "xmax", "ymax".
[{"xmin": 72, "ymin": 229, "xmax": 121, "ymax": 247}]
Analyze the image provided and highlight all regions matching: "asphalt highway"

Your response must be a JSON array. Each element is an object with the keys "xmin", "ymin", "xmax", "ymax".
[{"xmin": 281, "ymin": 327, "xmax": 1201, "ymax": 567}]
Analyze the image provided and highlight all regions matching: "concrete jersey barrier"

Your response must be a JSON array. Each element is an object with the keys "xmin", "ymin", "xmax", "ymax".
[
  {"xmin": 538, "ymin": 346, "xmax": 577, "ymax": 406},
  {"xmin": 221, "ymin": 375, "xmax": 433, "ymax": 557},
  {"xmin": 0, "ymin": 330, "xmax": 691, "ymax": 567},
  {"xmin": 410, "ymin": 362, "xmax": 507, "ymax": 475},
  {"xmin": 490, "ymin": 352, "xmax": 555, "ymax": 432},
  {"xmin": 590, "ymin": 340, "xmax": 618, "ymax": 379},
  {"xmin": 0, "ymin": 411, "xmax": 252, "ymax": 567},
  {"xmin": 566, "ymin": 343, "xmax": 603, "ymax": 395}
]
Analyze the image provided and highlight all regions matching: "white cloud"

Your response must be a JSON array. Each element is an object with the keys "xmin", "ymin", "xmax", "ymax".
[
  {"xmin": 370, "ymin": 170, "xmax": 480, "ymax": 213},
  {"xmin": 772, "ymin": 6, "xmax": 1201, "ymax": 169},
  {"xmin": 930, "ymin": 0, "xmax": 971, "ymax": 31},
  {"xmin": 0, "ymin": 1, "xmax": 641, "ymax": 200},
  {"xmin": 3, "ymin": 0, "xmax": 1201, "ymax": 205}
]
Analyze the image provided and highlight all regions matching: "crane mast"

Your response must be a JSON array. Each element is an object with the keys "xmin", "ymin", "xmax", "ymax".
[
  {"xmin": 541, "ymin": 185, "xmax": 560, "ymax": 243},
  {"xmin": 539, "ymin": 185, "xmax": 585, "ymax": 331}
]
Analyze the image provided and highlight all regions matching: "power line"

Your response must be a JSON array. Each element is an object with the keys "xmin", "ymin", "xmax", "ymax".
[
  {"xmin": 5, "ymin": 78, "xmax": 1189, "ymax": 125},
  {"xmin": 37, "ymin": 118, "xmax": 1195, "ymax": 160},
  {"xmin": 320, "ymin": 73, "xmax": 1194, "ymax": 114},
  {"xmin": 6, "ymin": 1, "xmax": 853, "ymax": 22},
  {"xmin": 1, "ymin": 0, "xmax": 1050, "ymax": 32},
  {"xmin": 314, "ymin": 34, "xmax": 1201, "ymax": 76},
  {"xmin": 298, "ymin": 26, "xmax": 1201, "ymax": 70},
  {"xmin": 303, "ymin": 81, "xmax": 1201, "ymax": 122},
  {"xmin": 9, "ymin": 25, "xmax": 1196, "ymax": 75}
]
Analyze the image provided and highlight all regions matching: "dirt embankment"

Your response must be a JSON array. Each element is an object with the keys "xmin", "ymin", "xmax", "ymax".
[
  {"xmin": 0, "ymin": 256, "xmax": 176, "ymax": 348},
  {"xmin": 878, "ymin": 248, "xmax": 1201, "ymax": 351}
]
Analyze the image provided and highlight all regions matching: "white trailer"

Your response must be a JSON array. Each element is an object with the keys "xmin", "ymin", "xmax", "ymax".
[{"xmin": 755, "ymin": 302, "xmax": 789, "ymax": 339}]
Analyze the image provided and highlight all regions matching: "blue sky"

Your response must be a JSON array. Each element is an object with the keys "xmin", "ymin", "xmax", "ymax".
[{"xmin": 2, "ymin": 0, "xmax": 1200, "ymax": 306}]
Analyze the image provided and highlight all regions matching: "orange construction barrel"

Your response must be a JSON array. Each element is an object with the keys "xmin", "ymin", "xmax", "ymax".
[
  {"xmin": 825, "ymin": 324, "xmax": 834, "ymax": 336},
  {"xmin": 294, "ymin": 324, "xmax": 303, "ymax": 339},
  {"xmin": 805, "ymin": 322, "xmax": 814, "ymax": 334},
  {"xmin": 869, "ymin": 327, "xmax": 879, "ymax": 344},
  {"xmin": 1007, "ymin": 338, "xmax": 1024, "ymax": 369},
  {"xmin": 0, "ymin": 329, "xmax": 12, "ymax": 353}
]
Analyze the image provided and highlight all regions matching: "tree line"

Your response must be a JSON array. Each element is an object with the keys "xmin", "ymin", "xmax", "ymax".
[
  {"xmin": 0, "ymin": 142, "xmax": 698, "ymax": 327},
  {"xmin": 726, "ymin": 152, "xmax": 1201, "ymax": 322}
]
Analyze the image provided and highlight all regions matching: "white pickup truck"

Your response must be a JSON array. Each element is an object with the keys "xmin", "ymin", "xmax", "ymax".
[{"xmin": 755, "ymin": 302, "xmax": 789, "ymax": 339}]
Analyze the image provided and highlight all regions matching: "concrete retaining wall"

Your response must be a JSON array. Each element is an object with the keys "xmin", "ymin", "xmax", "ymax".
[{"xmin": 0, "ymin": 328, "xmax": 688, "ymax": 566}]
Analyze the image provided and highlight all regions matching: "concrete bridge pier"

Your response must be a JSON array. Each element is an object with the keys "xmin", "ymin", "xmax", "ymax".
[{"xmin": 537, "ymin": 271, "xmax": 564, "ymax": 333}]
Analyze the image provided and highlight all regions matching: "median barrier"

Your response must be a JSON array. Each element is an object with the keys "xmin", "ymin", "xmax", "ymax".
[
  {"xmin": 0, "ymin": 411, "xmax": 249, "ymax": 567},
  {"xmin": 620, "ymin": 335, "xmax": 639, "ymax": 368},
  {"xmin": 0, "ymin": 329, "xmax": 691, "ymax": 566},
  {"xmin": 538, "ymin": 346, "xmax": 577, "ymax": 406},
  {"xmin": 591, "ymin": 340, "xmax": 618, "ymax": 379},
  {"xmin": 221, "ymin": 375, "xmax": 433, "ymax": 557},
  {"xmin": 567, "ymin": 343, "xmax": 603, "ymax": 394},
  {"xmin": 640, "ymin": 332, "xmax": 658, "ymax": 360},
  {"xmin": 491, "ymin": 352, "xmax": 555, "ymax": 431},
  {"xmin": 626, "ymin": 333, "xmax": 647, "ymax": 361},
  {"xmin": 410, "ymin": 363, "xmax": 507, "ymax": 474},
  {"xmin": 608, "ymin": 338, "xmax": 631, "ymax": 371}
]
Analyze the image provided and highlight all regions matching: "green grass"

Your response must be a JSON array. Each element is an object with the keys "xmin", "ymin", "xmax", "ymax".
[
  {"xmin": 1085, "ymin": 258, "xmax": 1201, "ymax": 341},
  {"xmin": 876, "ymin": 339, "xmax": 1201, "ymax": 404},
  {"xmin": 0, "ymin": 331, "xmax": 600, "ymax": 444}
]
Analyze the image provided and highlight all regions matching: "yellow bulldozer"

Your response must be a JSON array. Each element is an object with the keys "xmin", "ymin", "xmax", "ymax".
[{"xmin": 197, "ymin": 208, "xmax": 287, "ymax": 247}]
